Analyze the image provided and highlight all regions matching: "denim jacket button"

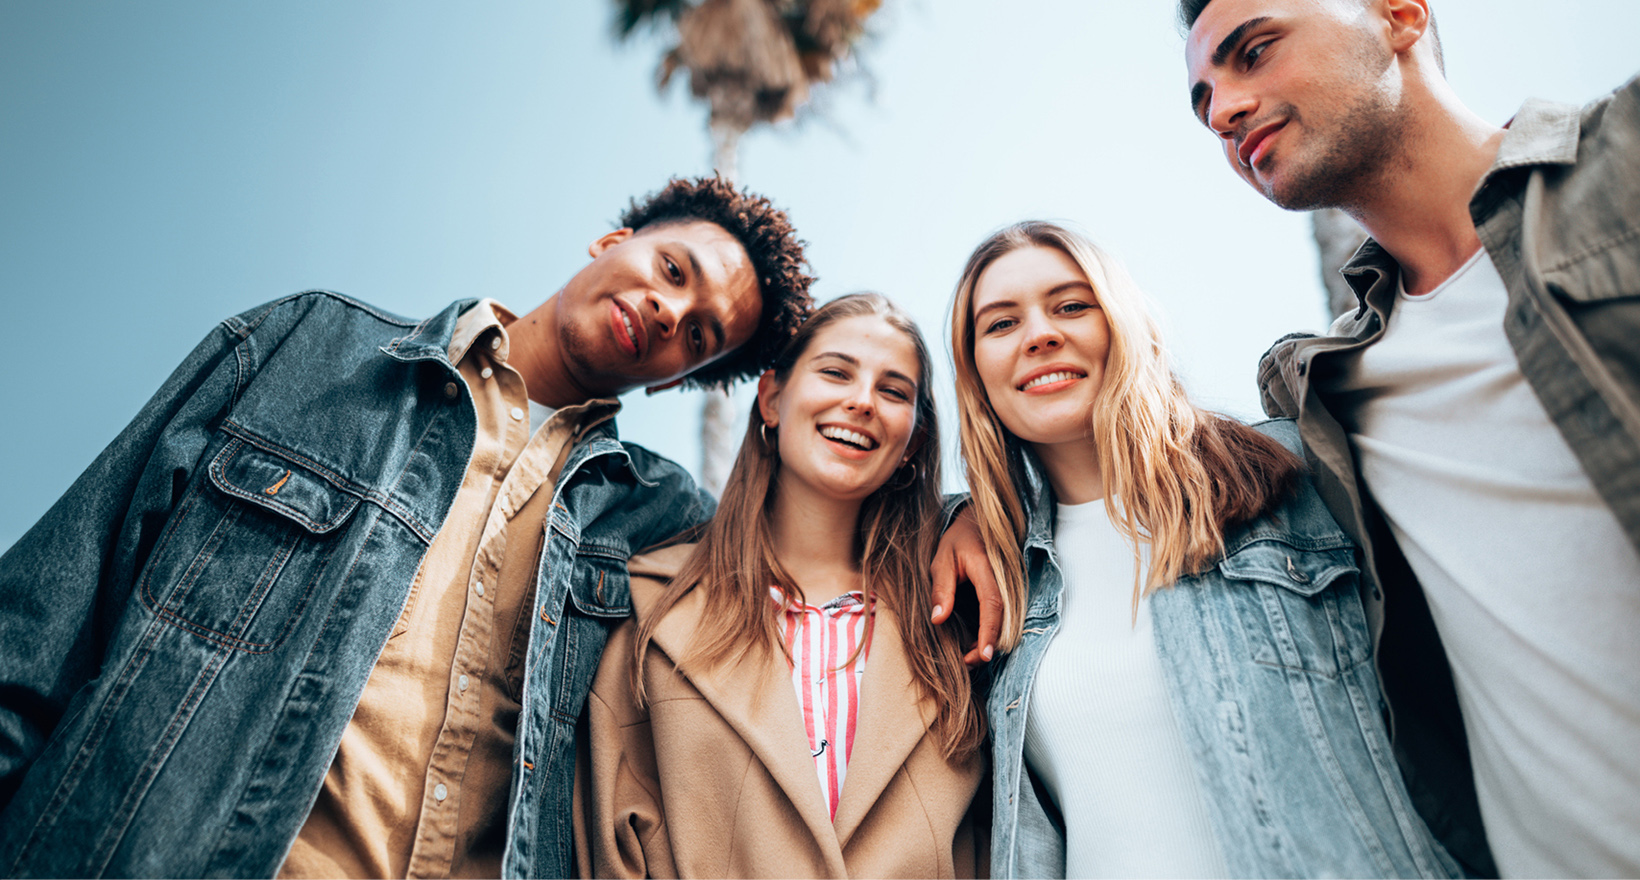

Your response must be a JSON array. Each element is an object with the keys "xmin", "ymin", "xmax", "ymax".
[
  {"xmin": 475, "ymin": 581, "xmax": 485, "ymax": 598},
  {"xmin": 443, "ymin": 382, "xmax": 459, "ymax": 400},
  {"xmin": 458, "ymin": 674, "xmax": 470, "ymax": 692},
  {"xmin": 434, "ymin": 783, "xmax": 448, "ymax": 801},
  {"xmin": 510, "ymin": 407, "xmax": 525, "ymax": 421}
]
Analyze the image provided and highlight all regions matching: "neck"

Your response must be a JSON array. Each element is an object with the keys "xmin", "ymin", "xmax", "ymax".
[
  {"xmin": 1034, "ymin": 437, "xmax": 1105, "ymax": 505},
  {"xmin": 507, "ymin": 294, "xmax": 596, "ymax": 408},
  {"xmin": 1346, "ymin": 83, "xmax": 1506, "ymax": 295},
  {"xmin": 768, "ymin": 476, "xmax": 865, "ymax": 606}
]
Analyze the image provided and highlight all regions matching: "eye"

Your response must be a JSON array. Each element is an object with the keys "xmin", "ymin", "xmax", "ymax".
[
  {"xmin": 688, "ymin": 323, "xmax": 704, "ymax": 354},
  {"xmin": 820, "ymin": 367, "xmax": 849, "ymax": 380},
  {"xmin": 664, "ymin": 256, "xmax": 684, "ymax": 285},
  {"xmin": 1242, "ymin": 38, "xmax": 1272, "ymax": 68},
  {"xmin": 982, "ymin": 316, "xmax": 1017, "ymax": 335},
  {"xmin": 881, "ymin": 385, "xmax": 912, "ymax": 402},
  {"xmin": 1059, "ymin": 301, "xmax": 1098, "ymax": 315}
]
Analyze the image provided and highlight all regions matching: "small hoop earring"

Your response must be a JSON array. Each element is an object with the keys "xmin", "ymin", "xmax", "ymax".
[
  {"xmin": 888, "ymin": 461, "xmax": 918, "ymax": 491},
  {"xmin": 759, "ymin": 422, "xmax": 774, "ymax": 448}
]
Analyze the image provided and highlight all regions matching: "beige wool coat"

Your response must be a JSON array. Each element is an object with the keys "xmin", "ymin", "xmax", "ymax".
[{"xmin": 572, "ymin": 544, "xmax": 986, "ymax": 879}]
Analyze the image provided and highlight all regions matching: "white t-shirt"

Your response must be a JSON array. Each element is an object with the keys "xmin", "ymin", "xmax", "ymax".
[
  {"xmin": 1335, "ymin": 249, "xmax": 1640, "ymax": 877},
  {"xmin": 1022, "ymin": 499, "xmax": 1226, "ymax": 879}
]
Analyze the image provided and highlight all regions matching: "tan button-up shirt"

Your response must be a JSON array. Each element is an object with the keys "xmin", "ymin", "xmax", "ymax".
[{"xmin": 280, "ymin": 300, "xmax": 618, "ymax": 879}]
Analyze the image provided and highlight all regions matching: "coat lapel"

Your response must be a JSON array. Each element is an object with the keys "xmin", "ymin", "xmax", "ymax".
[
  {"xmin": 831, "ymin": 603, "xmax": 937, "ymax": 848},
  {"xmin": 631, "ymin": 561, "xmax": 844, "ymax": 867}
]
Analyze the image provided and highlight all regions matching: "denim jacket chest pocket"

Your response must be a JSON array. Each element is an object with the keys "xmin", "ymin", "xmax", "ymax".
[
  {"xmin": 1216, "ymin": 539, "xmax": 1370, "ymax": 678},
  {"xmin": 136, "ymin": 436, "xmax": 362, "ymax": 653}
]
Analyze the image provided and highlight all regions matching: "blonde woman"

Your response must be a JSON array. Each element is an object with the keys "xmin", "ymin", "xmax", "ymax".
[
  {"xmin": 949, "ymin": 222, "xmax": 1457, "ymax": 879},
  {"xmin": 574, "ymin": 294, "xmax": 984, "ymax": 878}
]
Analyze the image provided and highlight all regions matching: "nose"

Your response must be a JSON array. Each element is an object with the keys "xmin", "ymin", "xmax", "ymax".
[
  {"xmin": 842, "ymin": 381, "xmax": 875, "ymax": 418},
  {"xmin": 646, "ymin": 290, "xmax": 682, "ymax": 338},
  {"xmin": 1208, "ymin": 81, "xmax": 1255, "ymax": 140},
  {"xmin": 1022, "ymin": 313, "xmax": 1063, "ymax": 356}
]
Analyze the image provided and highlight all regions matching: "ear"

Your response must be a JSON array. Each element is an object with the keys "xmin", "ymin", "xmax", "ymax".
[
  {"xmin": 643, "ymin": 377, "xmax": 685, "ymax": 396},
  {"xmin": 589, "ymin": 227, "xmax": 634, "ymax": 259},
  {"xmin": 755, "ymin": 369, "xmax": 782, "ymax": 427},
  {"xmin": 1380, "ymin": 0, "xmax": 1431, "ymax": 54}
]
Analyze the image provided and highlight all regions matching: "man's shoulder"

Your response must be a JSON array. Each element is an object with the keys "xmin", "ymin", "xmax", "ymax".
[{"xmin": 223, "ymin": 290, "xmax": 427, "ymax": 337}]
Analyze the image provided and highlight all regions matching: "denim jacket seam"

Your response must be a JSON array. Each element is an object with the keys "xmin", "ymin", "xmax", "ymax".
[{"xmin": 219, "ymin": 421, "xmax": 439, "ymax": 544}]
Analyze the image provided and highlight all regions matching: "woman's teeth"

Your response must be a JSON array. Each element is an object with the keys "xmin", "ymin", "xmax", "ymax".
[
  {"xmin": 819, "ymin": 425, "xmax": 876, "ymax": 450},
  {"xmin": 1022, "ymin": 370, "xmax": 1081, "ymax": 391}
]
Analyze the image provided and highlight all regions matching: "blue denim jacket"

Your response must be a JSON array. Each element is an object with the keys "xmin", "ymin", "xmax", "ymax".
[
  {"xmin": 0, "ymin": 292, "xmax": 713, "ymax": 878},
  {"xmin": 988, "ymin": 420, "xmax": 1459, "ymax": 879}
]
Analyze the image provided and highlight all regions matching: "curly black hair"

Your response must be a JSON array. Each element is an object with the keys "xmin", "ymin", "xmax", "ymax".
[{"xmin": 619, "ymin": 176, "xmax": 815, "ymax": 390}]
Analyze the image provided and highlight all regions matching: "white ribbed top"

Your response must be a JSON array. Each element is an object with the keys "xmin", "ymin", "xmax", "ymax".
[{"xmin": 1022, "ymin": 499, "xmax": 1226, "ymax": 879}]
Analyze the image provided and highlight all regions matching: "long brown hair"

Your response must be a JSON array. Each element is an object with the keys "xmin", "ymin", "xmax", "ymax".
[
  {"xmin": 950, "ymin": 222, "xmax": 1301, "ymax": 650},
  {"xmin": 636, "ymin": 293, "xmax": 982, "ymax": 759}
]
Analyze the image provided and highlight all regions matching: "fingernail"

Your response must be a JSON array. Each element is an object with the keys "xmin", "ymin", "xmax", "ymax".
[
  {"xmin": 982, "ymin": 645, "xmax": 994, "ymax": 661},
  {"xmin": 931, "ymin": 605, "xmax": 943, "ymax": 620}
]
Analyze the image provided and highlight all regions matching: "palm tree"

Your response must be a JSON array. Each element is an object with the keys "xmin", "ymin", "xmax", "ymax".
[{"xmin": 615, "ymin": 0, "xmax": 882, "ymax": 496}]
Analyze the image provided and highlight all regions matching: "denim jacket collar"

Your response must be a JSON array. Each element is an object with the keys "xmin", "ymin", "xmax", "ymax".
[
  {"xmin": 380, "ymin": 298, "xmax": 478, "ymax": 365},
  {"xmin": 1015, "ymin": 431, "xmax": 1352, "ymax": 596}
]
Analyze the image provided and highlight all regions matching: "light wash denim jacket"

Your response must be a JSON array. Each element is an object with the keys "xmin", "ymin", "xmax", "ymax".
[
  {"xmin": 0, "ymin": 292, "xmax": 713, "ymax": 878},
  {"xmin": 988, "ymin": 420, "xmax": 1459, "ymax": 879}
]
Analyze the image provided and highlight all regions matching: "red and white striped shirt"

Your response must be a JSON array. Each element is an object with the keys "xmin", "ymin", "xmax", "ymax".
[{"xmin": 773, "ymin": 588, "xmax": 873, "ymax": 820}]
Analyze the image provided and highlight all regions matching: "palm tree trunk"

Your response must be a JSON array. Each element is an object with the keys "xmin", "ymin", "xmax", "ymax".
[{"xmin": 698, "ymin": 121, "xmax": 746, "ymax": 496}]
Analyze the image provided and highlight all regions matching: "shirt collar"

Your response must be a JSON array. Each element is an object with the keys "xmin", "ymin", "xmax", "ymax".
[{"xmin": 447, "ymin": 298, "xmax": 520, "ymax": 365}]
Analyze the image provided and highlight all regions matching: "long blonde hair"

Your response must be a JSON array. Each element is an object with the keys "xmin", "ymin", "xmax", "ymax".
[
  {"xmin": 637, "ymin": 293, "xmax": 982, "ymax": 759},
  {"xmin": 950, "ymin": 222, "xmax": 1300, "ymax": 650}
]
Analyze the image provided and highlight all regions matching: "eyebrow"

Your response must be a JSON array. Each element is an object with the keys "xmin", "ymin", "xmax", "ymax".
[
  {"xmin": 1189, "ymin": 16, "xmax": 1271, "ymax": 121},
  {"xmin": 972, "ymin": 281, "xmax": 1097, "ymax": 322},
  {"xmin": 813, "ymin": 351, "xmax": 918, "ymax": 388}
]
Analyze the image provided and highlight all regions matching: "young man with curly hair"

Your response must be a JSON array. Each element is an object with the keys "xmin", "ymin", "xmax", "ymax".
[
  {"xmin": 1183, "ymin": 0, "xmax": 1640, "ymax": 875},
  {"xmin": 0, "ymin": 177, "xmax": 813, "ymax": 879}
]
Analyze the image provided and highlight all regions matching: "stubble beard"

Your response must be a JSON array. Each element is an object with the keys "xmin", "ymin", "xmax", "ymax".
[{"xmin": 1259, "ymin": 88, "xmax": 1405, "ymax": 213}]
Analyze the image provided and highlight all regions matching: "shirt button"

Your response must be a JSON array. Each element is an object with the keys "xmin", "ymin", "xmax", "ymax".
[
  {"xmin": 434, "ymin": 783, "xmax": 448, "ymax": 802},
  {"xmin": 490, "ymin": 337, "xmax": 502, "ymax": 351},
  {"xmin": 475, "ymin": 582, "xmax": 485, "ymax": 597},
  {"xmin": 443, "ymin": 382, "xmax": 458, "ymax": 399},
  {"xmin": 458, "ymin": 674, "xmax": 470, "ymax": 692},
  {"xmin": 510, "ymin": 407, "xmax": 525, "ymax": 421},
  {"xmin": 480, "ymin": 367, "xmax": 493, "ymax": 379}
]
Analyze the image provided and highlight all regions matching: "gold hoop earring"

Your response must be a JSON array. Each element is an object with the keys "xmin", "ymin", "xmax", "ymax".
[{"xmin": 759, "ymin": 422, "xmax": 775, "ymax": 448}]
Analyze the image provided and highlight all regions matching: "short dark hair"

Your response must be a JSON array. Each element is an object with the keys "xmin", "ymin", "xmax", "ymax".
[
  {"xmin": 1177, "ymin": 0, "xmax": 1443, "ymax": 71},
  {"xmin": 618, "ymin": 176, "xmax": 815, "ymax": 390},
  {"xmin": 1178, "ymin": 0, "xmax": 1211, "ymax": 30}
]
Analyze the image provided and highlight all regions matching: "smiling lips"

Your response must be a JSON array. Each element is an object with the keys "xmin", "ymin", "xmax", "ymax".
[
  {"xmin": 819, "ymin": 424, "xmax": 879, "ymax": 451},
  {"xmin": 1019, "ymin": 369, "xmax": 1086, "ymax": 393},
  {"xmin": 1237, "ymin": 119, "xmax": 1286, "ymax": 170},
  {"xmin": 611, "ymin": 300, "xmax": 645, "ymax": 358}
]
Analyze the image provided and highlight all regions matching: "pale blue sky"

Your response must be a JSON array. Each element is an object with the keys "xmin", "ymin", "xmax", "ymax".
[{"xmin": 3, "ymin": 1, "xmax": 1637, "ymax": 548}]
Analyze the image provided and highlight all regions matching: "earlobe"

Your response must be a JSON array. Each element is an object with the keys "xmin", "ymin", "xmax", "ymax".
[{"xmin": 589, "ymin": 227, "xmax": 635, "ymax": 258}]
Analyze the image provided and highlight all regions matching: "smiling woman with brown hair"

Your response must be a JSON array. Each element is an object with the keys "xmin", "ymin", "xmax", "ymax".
[
  {"xmin": 950, "ymin": 221, "xmax": 1457, "ymax": 879},
  {"xmin": 573, "ymin": 293, "xmax": 984, "ymax": 879}
]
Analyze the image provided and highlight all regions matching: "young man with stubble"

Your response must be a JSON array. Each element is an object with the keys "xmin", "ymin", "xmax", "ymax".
[
  {"xmin": 1183, "ymin": 0, "xmax": 1640, "ymax": 875},
  {"xmin": 0, "ymin": 177, "xmax": 815, "ymax": 879}
]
